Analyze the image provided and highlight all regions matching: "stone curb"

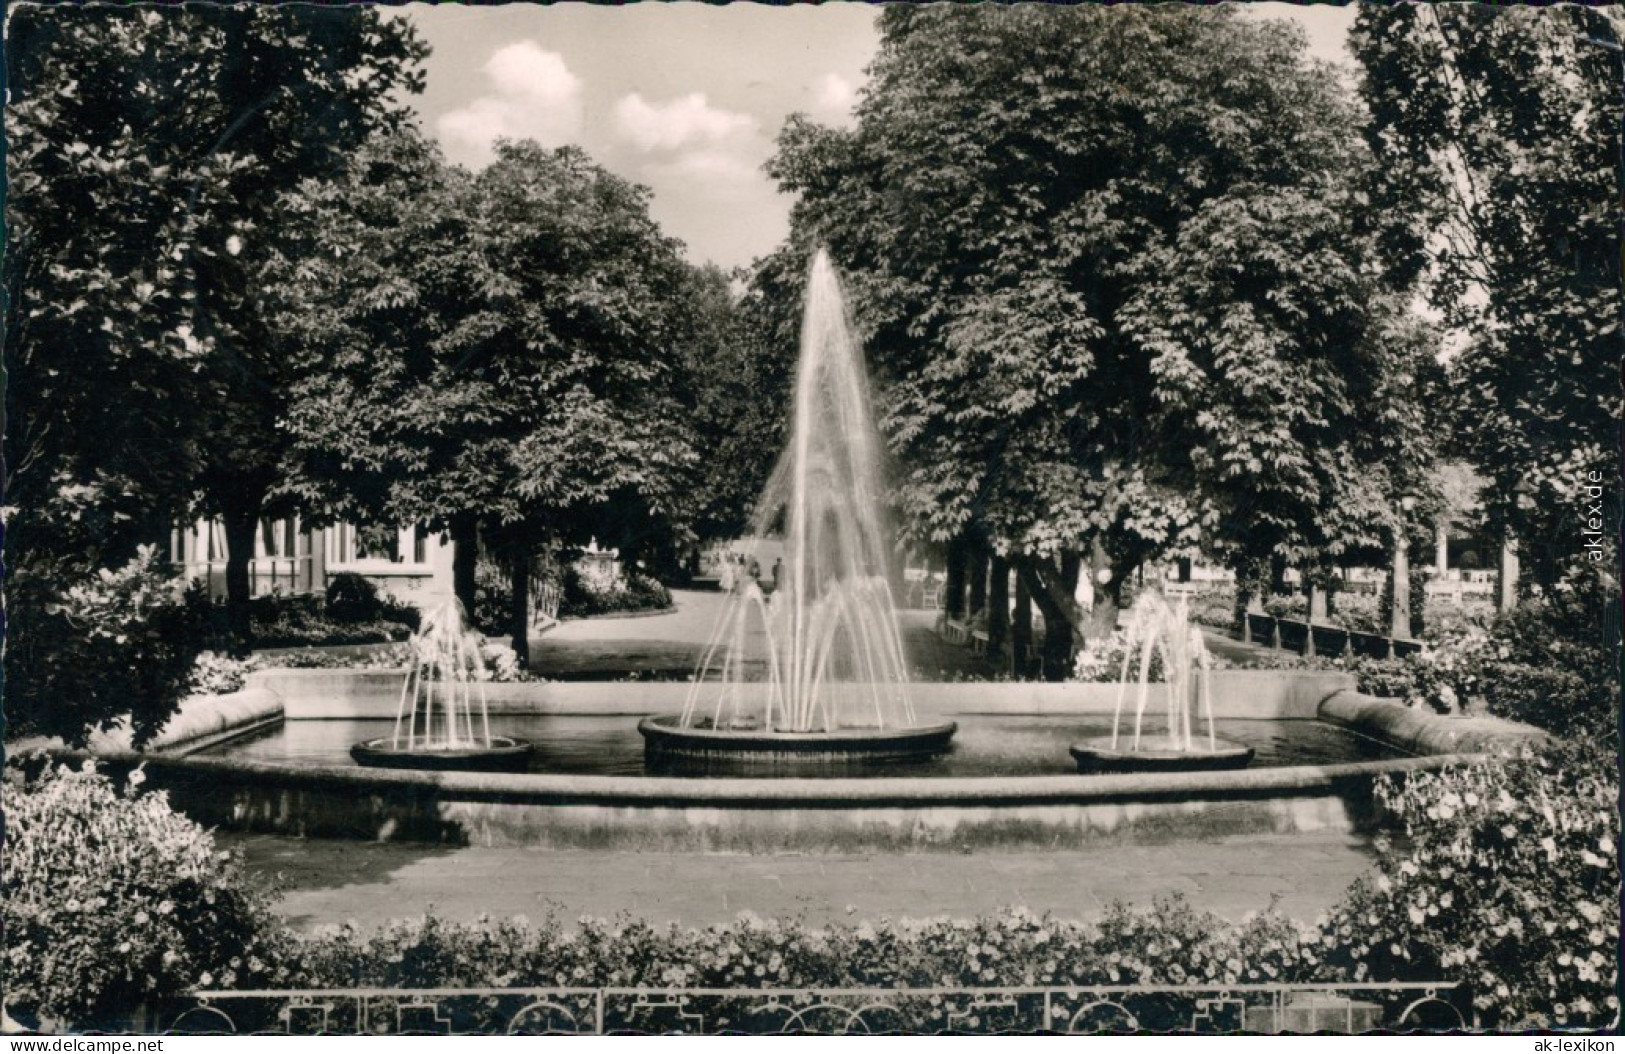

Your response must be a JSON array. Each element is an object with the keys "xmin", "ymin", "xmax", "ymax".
[{"xmin": 1317, "ymin": 689, "xmax": 1550, "ymax": 756}]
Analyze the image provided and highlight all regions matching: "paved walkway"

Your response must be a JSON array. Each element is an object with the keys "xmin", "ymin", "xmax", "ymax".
[
  {"xmin": 526, "ymin": 590, "xmax": 998, "ymax": 682},
  {"xmin": 221, "ymin": 832, "xmax": 1372, "ymax": 932}
]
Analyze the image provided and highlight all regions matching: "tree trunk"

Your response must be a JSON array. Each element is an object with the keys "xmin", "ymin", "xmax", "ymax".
[
  {"xmin": 1016, "ymin": 554, "xmax": 1080, "ymax": 681},
  {"xmin": 507, "ymin": 538, "xmax": 531, "ymax": 669},
  {"xmin": 451, "ymin": 514, "xmax": 479, "ymax": 619},
  {"xmin": 220, "ymin": 504, "xmax": 260, "ymax": 656},
  {"xmin": 1269, "ymin": 553, "xmax": 1288, "ymax": 596},
  {"xmin": 1011, "ymin": 572, "xmax": 1033, "ymax": 677},
  {"xmin": 945, "ymin": 537, "xmax": 969, "ymax": 621},
  {"xmin": 967, "ymin": 544, "xmax": 988, "ymax": 617},
  {"xmin": 987, "ymin": 555, "xmax": 1009, "ymax": 655},
  {"xmin": 1389, "ymin": 533, "xmax": 1412, "ymax": 639},
  {"xmin": 1497, "ymin": 536, "xmax": 1519, "ymax": 613},
  {"xmin": 1084, "ymin": 538, "xmax": 1119, "ymax": 643}
]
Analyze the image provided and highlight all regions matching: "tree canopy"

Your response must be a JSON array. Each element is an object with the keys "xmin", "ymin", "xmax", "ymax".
[
  {"xmin": 767, "ymin": 5, "xmax": 1440, "ymax": 663},
  {"xmin": 1351, "ymin": 4, "xmax": 1623, "ymax": 586},
  {"xmin": 269, "ymin": 134, "xmax": 700, "ymax": 661},
  {"xmin": 5, "ymin": 4, "xmax": 427, "ymax": 643}
]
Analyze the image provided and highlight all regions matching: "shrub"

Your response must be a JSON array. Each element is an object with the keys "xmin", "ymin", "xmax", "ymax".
[
  {"xmin": 1185, "ymin": 588, "xmax": 1237, "ymax": 631},
  {"xmin": 186, "ymin": 651, "xmax": 256, "ymax": 696},
  {"xmin": 1071, "ymin": 629, "xmax": 1233, "ymax": 683},
  {"xmin": 252, "ymin": 614, "xmax": 411, "ymax": 649},
  {"xmin": 253, "ymin": 643, "xmax": 414, "ymax": 671},
  {"xmin": 4, "ymin": 546, "xmax": 212, "ymax": 747},
  {"xmin": 1332, "ymin": 592, "xmax": 1384, "ymax": 635},
  {"xmin": 1319, "ymin": 742, "xmax": 1620, "ymax": 1029},
  {"xmin": 1341, "ymin": 562, "xmax": 1619, "ymax": 739},
  {"xmin": 1, "ymin": 762, "xmax": 289, "ymax": 1030},
  {"xmin": 325, "ymin": 572, "xmax": 383, "ymax": 623},
  {"xmin": 250, "ymin": 584, "xmax": 414, "ymax": 648},
  {"xmin": 473, "ymin": 559, "xmax": 511, "ymax": 635},
  {"xmin": 286, "ymin": 901, "xmax": 1325, "ymax": 1001},
  {"xmin": 1482, "ymin": 563, "xmax": 1620, "ymax": 740},
  {"xmin": 558, "ymin": 567, "xmax": 673, "ymax": 619}
]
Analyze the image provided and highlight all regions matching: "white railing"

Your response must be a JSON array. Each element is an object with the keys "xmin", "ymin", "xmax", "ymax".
[{"xmin": 164, "ymin": 981, "xmax": 1477, "ymax": 1035}]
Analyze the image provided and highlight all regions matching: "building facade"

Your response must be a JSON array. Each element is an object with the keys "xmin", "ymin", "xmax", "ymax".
[{"xmin": 170, "ymin": 518, "xmax": 455, "ymax": 611}]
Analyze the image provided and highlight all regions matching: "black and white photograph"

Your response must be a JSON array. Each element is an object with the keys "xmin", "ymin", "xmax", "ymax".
[{"xmin": 2, "ymin": 0, "xmax": 1620, "ymax": 1038}]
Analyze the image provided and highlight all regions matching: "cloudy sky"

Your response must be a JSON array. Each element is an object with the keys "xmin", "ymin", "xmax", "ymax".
[{"xmin": 399, "ymin": 3, "xmax": 1357, "ymax": 272}]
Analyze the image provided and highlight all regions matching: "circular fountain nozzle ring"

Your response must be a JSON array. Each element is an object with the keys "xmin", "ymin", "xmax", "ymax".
[
  {"xmin": 350, "ymin": 736, "xmax": 534, "ymax": 773},
  {"xmin": 638, "ymin": 714, "xmax": 956, "ymax": 767},
  {"xmin": 1068, "ymin": 736, "xmax": 1254, "ymax": 774}
]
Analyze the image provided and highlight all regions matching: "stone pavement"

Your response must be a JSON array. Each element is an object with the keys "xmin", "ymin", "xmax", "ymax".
[{"xmin": 221, "ymin": 831, "xmax": 1373, "ymax": 932}]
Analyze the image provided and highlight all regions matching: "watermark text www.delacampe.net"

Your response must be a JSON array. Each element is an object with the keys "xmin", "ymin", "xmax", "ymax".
[{"xmin": 1581, "ymin": 469, "xmax": 1608, "ymax": 563}]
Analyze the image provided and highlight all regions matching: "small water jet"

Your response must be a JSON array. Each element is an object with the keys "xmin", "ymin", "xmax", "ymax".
[
  {"xmin": 352, "ymin": 601, "xmax": 533, "ymax": 772},
  {"xmin": 1069, "ymin": 593, "xmax": 1254, "ymax": 773},
  {"xmin": 640, "ymin": 250, "xmax": 955, "ymax": 767}
]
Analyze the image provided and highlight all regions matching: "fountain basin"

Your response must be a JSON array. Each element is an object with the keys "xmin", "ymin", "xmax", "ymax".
[
  {"xmin": 638, "ymin": 714, "xmax": 957, "ymax": 766},
  {"xmin": 1069, "ymin": 736, "xmax": 1255, "ymax": 774},
  {"xmin": 351, "ymin": 736, "xmax": 534, "ymax": 773}
]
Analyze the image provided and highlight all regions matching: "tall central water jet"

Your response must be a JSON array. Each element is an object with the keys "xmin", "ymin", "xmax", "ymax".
[{"xmin": 639, "ymin": 250, "xmax": 956, "ymax": 767}]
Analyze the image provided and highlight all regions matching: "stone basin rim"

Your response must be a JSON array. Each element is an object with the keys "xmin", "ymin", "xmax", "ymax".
[{"xmin": 42, "ymin": 746, "xmax": 1482, "ymax": 807}]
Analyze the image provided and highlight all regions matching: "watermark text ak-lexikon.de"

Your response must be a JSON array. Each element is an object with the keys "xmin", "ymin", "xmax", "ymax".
[{"xmin": 1581, "ymin": 469, "xmax": 1608, "ymax": 562}]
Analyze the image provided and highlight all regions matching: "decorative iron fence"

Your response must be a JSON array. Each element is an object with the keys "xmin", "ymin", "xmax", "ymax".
[{"xmin": 163, "ymin": 982, "xmax": 1475, "ymax": 1035}]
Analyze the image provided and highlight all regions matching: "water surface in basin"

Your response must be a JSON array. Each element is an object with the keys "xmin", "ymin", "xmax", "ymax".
[{"xmin": 202, "ymin": 715, "xmax": 1406, "ymax": 778}]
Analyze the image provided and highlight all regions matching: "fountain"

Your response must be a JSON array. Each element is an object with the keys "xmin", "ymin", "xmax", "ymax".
[
  {"xmin": 351, "ymin": 600, "xmax": 533, "ymax": 772},
  {"xmin": 639, "ymin": 250, "xmax": 956, "ymax": 766},
  {"xmin": 1069, "ymin": 593, "xmax": 1254, "ymax": 773}
]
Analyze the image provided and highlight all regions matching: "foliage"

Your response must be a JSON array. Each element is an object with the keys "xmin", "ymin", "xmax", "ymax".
[
  {"xmin": 1, "ymin": 762, "xmax": 288, "ymax": 1029},
  {"xmin": 670, "ymin": 262, "xmax": 785, "ymax": 544},
  {"xmin": 269, "ymin": 131, "xmax": 701, "ymax": 663},
  {"xmin": 251, "ymin": 615, "xmax": 412, "ymax": 650},
  {"xmin": 186, "ymin": 651, "xmax": 254, "ymax": 697},
  {"xmin": 1347, "ymin": 564, "xmax": 1619, "ymax": 739},
  {"xmin": 4, "ymin": 546, "xmax": 211, "ymax": 747},
  {"xmin": 1351, "ymin": 6, "xmax": 1623, "ymax": 587},
  {"xmin": 558, "ymin": 568, "xmax": 673, "ymax": 620},
  {"xmin": 1070, "ymin": 628, "xmax": 1233, "ymax": 684},
  {"xmin": 325, "ymin": 572, "xmax": 383, "ymax": 623},
  {"xmin": 287, "ymin": 899, "xmax": 1324, "ymax": 1007},
  {"xmin": 1321, "ymin": 744, "xmax": 1620, "ymax": 1028},
  {"xmin": 3, "ymin": 4, "xmax": 428, "ymax": 650},
  {"xmin": 1184, "ymin": 589, "xmax": 1238, "ymax": 631},
  {"xmin": 246, "ymin": 585, "xmax": 415, "ymax": 648}
]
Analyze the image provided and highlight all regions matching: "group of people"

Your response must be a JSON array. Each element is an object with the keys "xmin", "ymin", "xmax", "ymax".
[{"xmin": 715, "ymin": 551, "xmax": 785, "ymax": 597}]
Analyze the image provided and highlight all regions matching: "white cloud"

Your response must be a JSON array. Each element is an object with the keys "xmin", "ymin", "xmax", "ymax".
[
  {"xmin": 436, "ymin": 41, "xmax": 584, "ymax": 167},
  {"xmin": 613, "ymin": 91, "xmax": 756, "ymax": 154},
  {"xmin": 812, "ymin": 72, "xmax": 859, "ymax": 120},
  {"xmin": 647, "ymin": 148, "xmax": 762, "ymax": 189}
]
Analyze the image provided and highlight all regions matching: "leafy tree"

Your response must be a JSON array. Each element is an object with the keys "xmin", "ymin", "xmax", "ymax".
[
  {"xmin": 4, "ymin": 7, "xmax": 423, "ymax": 742},
  {"xmin": 769, "ymin": 6, "xmax": 1436, "ymax": 675},
  {"xmin": 4, "ymin": 4, "xmax": 427, "ymax": 653},
  {"xmin": 670, "ymin": 261, "xmax": 794, "ymax": 549},
  {"xmin": 271, "ymin": 136, "xmax": 697, "ymax": 665},
  {"xmin": 1350, "ymin": 5, "xmax": 1623, "ymax": 588}
]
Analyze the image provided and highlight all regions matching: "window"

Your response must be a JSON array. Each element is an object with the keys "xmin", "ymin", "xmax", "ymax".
[{"xmin": 329, "ymin": 523, "xmax": 432, "ymax": 569}]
